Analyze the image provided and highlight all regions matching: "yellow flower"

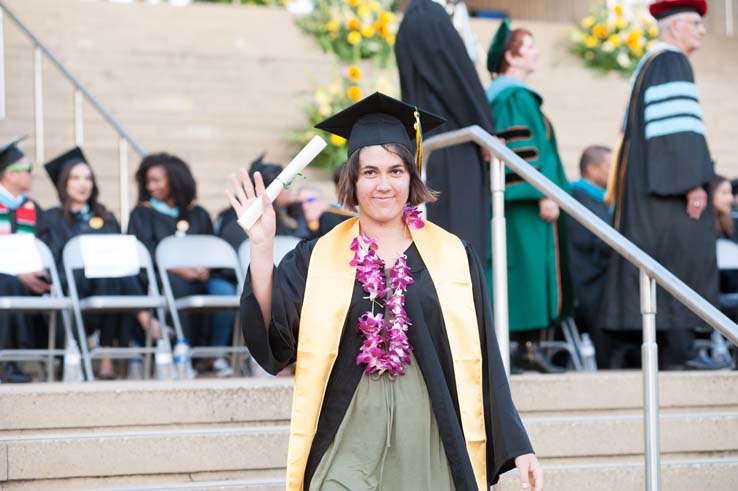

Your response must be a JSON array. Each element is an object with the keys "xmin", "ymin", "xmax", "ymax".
[
  {"xmin": 584, "ymin": 35, "xmax": 599, "ymax": 48},
  {"xmin": 357, "ymin": 5, "xmax": 370, "ymax": 18},
  {"xmin": 347, "ymin": 17, "xmax": 361, "ymax": 31},
  {"xmin": 326, "ymin": 20, "xmax": 339, "ymax": 33},
  {"xmin": 608, "ymin": 34, "xmax": 621, "ymax": 47},
  {"xmin": 330, "ymin": 134, "xmax": 347, "ymax": 147},
  {"xmin": 369, "ymin": 1, "xmax": 381, "ymax": 12},
  {"xmin": 648, "ymin": 25, "xmax": 659, "ymax": 37},
  {"xmin": 361, "ymin": 25, "xmax": 375, "ymax": 38},
  {"xmin": 581, "ymin": 16, "xmax": 595, "ymax": 29},
  {"xmin": 375, "ymin": 21, "xmax": 388, "ymax": 36},
  {"xmin": 347, "ymin": 85, "xmax": 363, "ymax": 101},
  {"xmin": 627, "ymin": 29, "xmax": 643, "ymax": 43},
  {"xmin": 347, "ymin": 0, "xmax": 359, "ymax": 6},
  {"xmin": 615, "ymin": 18, "xmax": 628, "ymax": 30},
  {"xmin": 630, "ymin": 46, "xmax": 643, "ymax": 58},
  {"xmin": 347, "ymin": 65, "xmax": 362, "ymax": 81},
  {"xmin": 379, "ymin": 11, "xmax": 394, "ymax": 25},
  {"xmin": 384, "ymin": 32, "xmax": 396, "ymax": 45},
  {"xmin": 592, "ymin": 23, "xmax": 609, "ymax": 39},
  {"xmin": 347, "ymin": 30, "xmax": 362, "ymax": 45},
  {"xmin": 614, "ymin": 5, "xmax": 623, "ymax": 17}
]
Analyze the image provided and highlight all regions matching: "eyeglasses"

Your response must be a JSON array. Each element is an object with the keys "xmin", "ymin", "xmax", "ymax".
[{"xmin": 302, "ymin": 196, "xmax": 319, "ymax": 204}]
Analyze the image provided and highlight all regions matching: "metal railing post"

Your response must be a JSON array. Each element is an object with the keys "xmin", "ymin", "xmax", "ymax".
[
  {"xmin": 74, "ymin": 89, "xmax": 83, "ymax": 147},
  {"xmin": 119, "ymin": 137, "xmax": 129, "ymax": 231},
  {"xmin": 640, "ymin": 269, "xmax": 661, "ymax": 491},
  {"xmin": 0, "ymin": 8, "xmax": 5, "ymax": 120},
  {"xmin": 33, "ymin": 45, "xmax": 43, "ymax": 163},
  {"xmin": 491, "ymin": 157, "xmax": 511, "ymax": 376}
]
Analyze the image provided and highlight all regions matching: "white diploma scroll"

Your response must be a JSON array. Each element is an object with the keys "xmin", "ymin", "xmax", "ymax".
[
  {"xmin": 0, "ymin": 234, "xmax": 44, "ymax": 275},
  {"xmin": 238, "ymin": 135, "xmax": 327, "ymax": 232}
]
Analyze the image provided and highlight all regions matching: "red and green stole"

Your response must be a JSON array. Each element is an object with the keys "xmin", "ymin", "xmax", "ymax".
[{"xmin": 0, "ymin": 200, "xmax": 37, "ymax": 235}]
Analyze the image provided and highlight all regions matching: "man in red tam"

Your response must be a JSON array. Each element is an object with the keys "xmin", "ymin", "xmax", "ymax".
[{"xmin": 600, "ymin": 1, "xmax": 728, "ymax": 370}]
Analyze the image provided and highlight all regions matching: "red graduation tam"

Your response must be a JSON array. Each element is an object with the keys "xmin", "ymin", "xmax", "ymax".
[{"xmin": 649, "ymin": 0, "xmax": 707, "ymax": 19}]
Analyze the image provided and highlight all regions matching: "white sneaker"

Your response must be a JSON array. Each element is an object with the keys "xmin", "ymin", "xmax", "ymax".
[{"xmin": 213, "ymin": 357, "xmax": 234, "ymax": 378}]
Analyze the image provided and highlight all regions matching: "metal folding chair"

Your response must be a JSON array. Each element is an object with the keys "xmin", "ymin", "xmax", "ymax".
[
  {"xmin": 63, "ymin": 235, "xmax": 169, "ymax": 381},
  {"xmin": 237, "ymin": 236, "xmax": 301, "ymax": 271},
  {"xmin": 155, "ymin": 235, "xmax": 249, "ymax": 364},
  {"xmin": 0, "ymin": 238, "xmax": 76, "ymax": 382}
]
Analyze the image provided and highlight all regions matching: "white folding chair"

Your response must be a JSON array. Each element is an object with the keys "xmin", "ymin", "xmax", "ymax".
[
  {"xmin": 63, "ymin": 235, "xmax": 170, "ymax": 381},
  {"xmin": 155, "ymin": 235, "xmax": 249, "ymax": 364},
  {"xmin": 0, "ymin": 238, "xmax": 76, "ymax": 382}
]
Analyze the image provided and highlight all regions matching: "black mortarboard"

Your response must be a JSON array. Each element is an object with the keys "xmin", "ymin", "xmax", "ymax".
[
  {"xmin": 248, "ymin": 152, "xmax": 282, "ymax": 188},
  {"xmin": 44, "ymin": 147, "xmax": 89, "ymax": 187},
  {"xmin": 487, "ymin": 18, "xmax": 511, "ymax": 74},
  {"xmin": 0, "ymin": 136, "xmax": 28, "ymax": 173},
  {"xmin": 315, "ymin": 92, "xmax": 445, "ymax": 172}
]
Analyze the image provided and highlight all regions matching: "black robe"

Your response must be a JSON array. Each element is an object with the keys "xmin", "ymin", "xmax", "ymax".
[
  {"xmin": 566, "ymin": 186, "xmax": 613, "ymax": 330},
  {"xmin": 40, "ymin": 206, "xmax": 143, "ymax": 346},
  {"xmin": 601, "ymin": 47, "xmax": 718, "ymax": 331},
  {"xmin": 0, "ymin": 198, "xmax": 47, "ymax": 350},
  {"xmin": 127, "ymin": 202, "xmax": 214, "ymax": 343},
  {"xmin": 240, "ymin": 240, "xmax": 532, "ymax": 489},
  {"xmin": 395, "ymin": 0, "xmax": 495, "ymax": 265},
  {"xmin": 316, "ymin": 205, "xmax": 354, "ymax": 238}
]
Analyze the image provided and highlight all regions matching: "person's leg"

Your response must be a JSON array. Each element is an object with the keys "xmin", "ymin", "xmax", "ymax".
[{"xmin": 207, "ymin": 278, "xmax": 236, "ymax": 347}]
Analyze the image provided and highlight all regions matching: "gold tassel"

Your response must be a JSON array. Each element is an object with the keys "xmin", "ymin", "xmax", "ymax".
[{"xmin": 413, "ymin": 108, "xmax": 423, "ymax": 173}]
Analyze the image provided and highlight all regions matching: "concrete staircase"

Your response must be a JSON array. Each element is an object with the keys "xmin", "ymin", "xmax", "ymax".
[
  {"xmin": 1, "ymin": 0, "xmax": 738, "ymax": 220},
  {"xmin": 1, "ymin": 371, "xmax": 737, "ymax": 490}
]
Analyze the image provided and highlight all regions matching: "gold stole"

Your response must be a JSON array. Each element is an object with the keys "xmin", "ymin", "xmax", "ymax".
[{"xmin": 286, "ymin": 217, "xmax": 487, "ymax": 491}]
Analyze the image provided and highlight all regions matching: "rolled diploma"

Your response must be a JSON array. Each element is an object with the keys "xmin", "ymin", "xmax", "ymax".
[{"xmin": 238, "ymin": 135, "xmax": 327, "ymax": 231}]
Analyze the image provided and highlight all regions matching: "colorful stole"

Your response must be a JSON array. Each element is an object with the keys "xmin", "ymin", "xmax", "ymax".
[
  {"xmin": 0, "ymin": 201, "xmax": 36, "ymax": 235},
  {"xmin": 287, "ymin": 217, "xmax": 487, "ymax": 490}
]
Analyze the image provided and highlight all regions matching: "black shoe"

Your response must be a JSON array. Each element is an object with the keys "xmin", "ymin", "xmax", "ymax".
[
  {"xmin": 517, "ymin": 341, "xmax": 566, "ymax": 374},
  {"xmin": 684, "ymin": 354, "xmax": 731, "ymax": 371},
  {"xmin": 1, "ymin": 362, "xmax": 32, "ymax": 383}
]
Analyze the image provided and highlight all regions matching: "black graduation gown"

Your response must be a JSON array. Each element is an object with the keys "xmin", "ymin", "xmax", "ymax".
[
  {"xmin": 127, "ymin": 203, "xmax": 214, "ymax": 343},
  {"xmin": 395, "ymin": 0, "xmax": 495, "ymax": 264},
  {"xmin": 565, "ymin": 188, "xmax": 613, "ymax": 331},
  {"xmin": 601, "ymin": 48, "xmax": 718, "ymax": 331},
  {"xmin": 0, "ymin": 198, "xmax": 47, "ymax": 350},
  {"xmin": 317, "ymin": 205, "xmax": 354, "ymax": 238},
  {"xmin": 40, "ymin": 206, "xmax": 143, "ymax": 346},
  {"xmin": 240, "ymin": 240, "xmax": 532, "ymax": 489}
]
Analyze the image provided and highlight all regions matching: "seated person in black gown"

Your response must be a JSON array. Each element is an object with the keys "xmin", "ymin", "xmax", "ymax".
[
  {"xmin": 127, "ymin": 153, "xmax": 213, "ymax": 348},
  {"xmin": 0, "ymin": 137, "xmax": 47, "ymax": 383},
  {"xmin": 41, "ymin": 147, "xmax": 166, "ymax": 379}
]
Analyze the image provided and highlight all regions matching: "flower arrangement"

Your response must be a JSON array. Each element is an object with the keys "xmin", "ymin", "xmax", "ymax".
[
  {"xmin": 297, "ymin": 0, "xmax": 399, "ymax": 66},
  {"xmin": 294, "ymin": 64, "xmax": 396, "ymax": 170},
  {"xmin": 196, "ymin": 0, "xmax": 287, "ymax": 6},
  {"xmin": 571, "ymin": 3, "xmax": 660, "ymax": 74}
]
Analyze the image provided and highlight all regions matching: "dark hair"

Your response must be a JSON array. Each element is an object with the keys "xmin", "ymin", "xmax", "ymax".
[
  {"xmin": 333, "ymin": 162, "xmax": 346, "ymax": 187},
  {"xmin": 56, "ymin": 162, "xmax": 109, "ymax": 223},
  {"xmin": 336, "ymin": 143, "xmax": 438, "ymax": 210},
  {"xmin": 579, "ymin": 145, "xmax": 612, "ymax": 176},
  {"xmin": 713, "ymin": 174, "xmax": 733, "ymax": 238},
  {"xmin": 498, "ymin": 28, "xmax": 533, "ymax": 75},
  {"xmin": 135, "ymin": 153, "xmax": 197, "ymax": 213}
]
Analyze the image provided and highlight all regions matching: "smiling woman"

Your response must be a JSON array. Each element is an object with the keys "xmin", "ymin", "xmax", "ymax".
[{"xmin": 229, "ymin": 92, "xmax": 542, "ymax": 491}]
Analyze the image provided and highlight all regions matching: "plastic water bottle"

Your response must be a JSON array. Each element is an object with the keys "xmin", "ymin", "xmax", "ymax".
[
  {"xmin": 127, "ymin": 355, "xmax": 144, "ymax": 380},
  {"xmin": 173, "ymin": 338, "xmax": 194, "ymax": 380},
  {"xmin": 580, "ymin": 333, "xmax": 597, "ymax": 371},
  {"xmin": 154, "ymin": 339, "xmax": 174, "ymax": 380},
  {"xmin": 711, "ymin": 331, "xmax": 732, "ymax": 366},
  {"xmin": 63, "ymin": 340, "xmax": 84, "ymax": 383}
]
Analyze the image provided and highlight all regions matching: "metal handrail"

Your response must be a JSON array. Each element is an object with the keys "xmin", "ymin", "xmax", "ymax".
[
  {"xmin": 0, "ymin": 1, "xmax": 147, "ymax": 229},
  {"xmin": 423, "ymin": 124, "xmax": 738, "ymax": 491}
]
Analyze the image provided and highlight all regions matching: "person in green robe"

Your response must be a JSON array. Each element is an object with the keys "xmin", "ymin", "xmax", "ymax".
[{"xmin": 486, "ymin": 19, "xmax": 574, "ymax": 373}]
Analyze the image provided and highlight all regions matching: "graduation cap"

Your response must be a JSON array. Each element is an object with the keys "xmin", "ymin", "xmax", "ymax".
[
  {"xmin": 315, "ymin": 92, "xmax": 445, "ymax": 173},
  {"xmin": 649, "ymin": 0, "xmax": 707, "ymax": 19},
  {"xmin": 0, "ymin": 136, "xmax": 29, "ymax": 173},
  {"xmin": 248, "ymin": 152, "xmax": 283, "ymax": 188},
  {"xmin": 44, "ymin": 147, "xmax": 89, "ymax": 187},
  {"xmin": 487, "ymin": 18, "xmax": 511, "ymax": 74}
]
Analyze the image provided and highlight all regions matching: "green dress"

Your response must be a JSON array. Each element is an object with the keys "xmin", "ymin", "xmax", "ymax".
[
  {"xmin": 309, "ymin": 269, "xmax": 455, "ymax": 491},
  {"xmin": 486, "ymin": 76, "xmax": 574, "ymax": 332}
]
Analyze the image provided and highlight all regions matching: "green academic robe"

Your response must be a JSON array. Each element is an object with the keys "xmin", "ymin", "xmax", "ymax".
[{"xmin": 487, "ymin": 76, "xmax": 574, "ymax": 332}]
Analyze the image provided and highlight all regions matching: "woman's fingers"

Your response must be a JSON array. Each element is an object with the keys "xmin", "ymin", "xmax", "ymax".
[
  {"xmin": 225, "ymin": 189, "xmax": 241, "ymax": 214},
  {"xmin": 240, "ymin": 167, "xmax": 255, "ymax": 200},
  {"xmin": 253, "ymin": 171, "xmax": 266, "ymax": 196},
  {"xmin": 532, "ymin": 460, "xmax": 544, "ymax": 491}
]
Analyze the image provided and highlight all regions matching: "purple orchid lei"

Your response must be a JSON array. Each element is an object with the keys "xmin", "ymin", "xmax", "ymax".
[{"xmin": 350, "ymin": 206, "xmax": 424, "ymax": 377}]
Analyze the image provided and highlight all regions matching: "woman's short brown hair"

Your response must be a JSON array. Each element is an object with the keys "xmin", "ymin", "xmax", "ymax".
[
  {"xmin": 498, "ymin": 28, "xmax": 533, "ymax": 75},
  {"xmin": 336, "ymin": 143, "xmax": 438, "ymax": 210}
]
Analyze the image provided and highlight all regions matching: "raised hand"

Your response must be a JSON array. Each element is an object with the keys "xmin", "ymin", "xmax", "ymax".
[{"xmin": 225, "ymin": 169, "xmax": 276, "ymax": 246}]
